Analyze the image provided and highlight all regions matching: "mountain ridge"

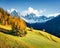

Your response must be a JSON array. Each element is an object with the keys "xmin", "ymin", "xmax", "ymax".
[
  {"xmin": 26, "ymin": 15, "xmax": 60, "ymax": 37},
  {"xmin": 10, "ymin": 9, "xmax": 54, "ymax": 23}
]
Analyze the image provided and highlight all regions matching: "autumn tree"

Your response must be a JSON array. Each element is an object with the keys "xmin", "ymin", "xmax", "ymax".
[
  {"xmin": 8, "ymin": 15, "xmax": 13, "ymax": 25},
  {"xmin": 0, "ymin": 8, "xmax": 27, "ymax": 37},
  {"xmin": 11, "ymin": 16, "xmax": 27, "ymax": 36},
  {"xmin": 0, "ymin": 12, "xmax": 2, "ymax": 23},
  {"xmin": 18, "ymin": 18, "xmax": 27, "ymax": 36},
  {"xmin": 0, "ymin": 7, "xmax": 4, "ymax": 15},
  {"xmin": 0, "ymin": 8, "xmax": 4, "ymax": 23}
]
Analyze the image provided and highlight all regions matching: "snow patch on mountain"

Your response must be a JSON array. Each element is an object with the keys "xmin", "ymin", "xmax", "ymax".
[
  {"xmin": 47, "ymin": 13, "xmax": 60, "ymax": 17},
  {"xmin": 21, "ymin": 13, "xmax": 54, "ymax": 23},
  {"xmin": 7, "ymin": 8, "xmax": 17, "ymax": 13},
  {"xmin": 7, "ymin": 8, "xmax": 60, "ymax": 23}
]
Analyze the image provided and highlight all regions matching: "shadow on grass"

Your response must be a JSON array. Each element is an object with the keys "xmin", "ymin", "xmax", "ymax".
[{"xmin": 0, "ymin": 28, "xmax": 27, "ymax": 37}]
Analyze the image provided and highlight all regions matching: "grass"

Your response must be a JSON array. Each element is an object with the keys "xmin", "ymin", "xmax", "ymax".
[
  {"xmin": 0, "ymin": 25, "xmax": 12, "ymax": 30},
  {"xmin": 0, "ymin": 25, "xmax": 60, "ymax": 48}
]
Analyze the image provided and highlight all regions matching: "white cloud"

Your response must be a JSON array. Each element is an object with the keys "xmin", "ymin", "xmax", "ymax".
[
  {"xmin": 7, "ymin": 7, "xmax": 60, "ymax": 17},
  {"xmin": 21, "ymin": 7, "xmax": 46, "ymax": 17},
  {"xmin": 47, "ymin": 13, "xmax": 60, "ymax": 17}
]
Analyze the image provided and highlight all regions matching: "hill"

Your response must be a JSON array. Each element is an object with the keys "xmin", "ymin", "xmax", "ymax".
[
  {"xmin": 0, "ymin": 25, "xmax": 60, "ymax": 48},
  {"xmin": 0, "ymin": 7, "xmax": 60, "ymax": 48},
  {"xmin": 43, "ymin": 15, "xmax": 60, "ymax": 37},
  {"xmin": 26, "ymin": 15, "xmax": 60, "ymax": 37}
]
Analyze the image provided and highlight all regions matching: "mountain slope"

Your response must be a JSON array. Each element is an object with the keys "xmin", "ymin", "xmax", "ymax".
[
  {"xmin": 9, "ymin": 9, "xmax": 54, "ymax": 23},
  {"xmin": 21, "ymin": 13, "xmax": 54, "ymax": 23},
  {"xmin": 11, "ymin": 10, "xmax": 20, "ymax": 18},
  {"xmin": 0, "ymin": 25, "xmax": 60, "ymax": 48},
  {"xmin": 26, "ymin": 15, "xmax": 60, "ymax": 37},
  {"xmin": 42, "ymin": 15, "xmax": 60, "ymax": 37}
]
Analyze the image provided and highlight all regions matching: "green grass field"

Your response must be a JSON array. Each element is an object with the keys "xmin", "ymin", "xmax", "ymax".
[{"xmin": 0, "ymin": 26, "xmax": 60, "ymax": 48}]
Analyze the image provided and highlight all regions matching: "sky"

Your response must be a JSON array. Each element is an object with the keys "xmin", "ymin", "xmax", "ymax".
[{"xmin": 0, "ymin": 0, "xmax": 60, "ymax": 17}]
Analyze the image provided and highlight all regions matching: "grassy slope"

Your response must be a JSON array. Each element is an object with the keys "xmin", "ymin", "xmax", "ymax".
[{"xmin": 0, "ymin": 25, "xmax": 60, "ymax": 48}]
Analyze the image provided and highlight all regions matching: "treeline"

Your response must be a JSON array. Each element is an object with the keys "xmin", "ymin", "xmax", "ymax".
[{"xmin": 0, "ymin": 7, "xmax": 27, "ymax": 37}]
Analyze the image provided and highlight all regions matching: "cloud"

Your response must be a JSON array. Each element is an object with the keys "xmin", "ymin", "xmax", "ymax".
[
  {"xmin": 7, "ymin": 7, "xmax": 60, "ymax": 18},
  {"xmin": 21, "ymin": 7, "xmax": 46, "ymax": 17},
  {"xmin": 47, "ymin": 13, "xmax": 60, "ymax": 17}
]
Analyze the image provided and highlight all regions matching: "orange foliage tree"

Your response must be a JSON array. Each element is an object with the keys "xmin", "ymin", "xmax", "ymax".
[
  {"xmin": 0, "ymin": 8, "xmax": 27, "ymax": 37},
  {"xmin": 11, "ymin": 16, "xmax": 27, "ymax": 36}
]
